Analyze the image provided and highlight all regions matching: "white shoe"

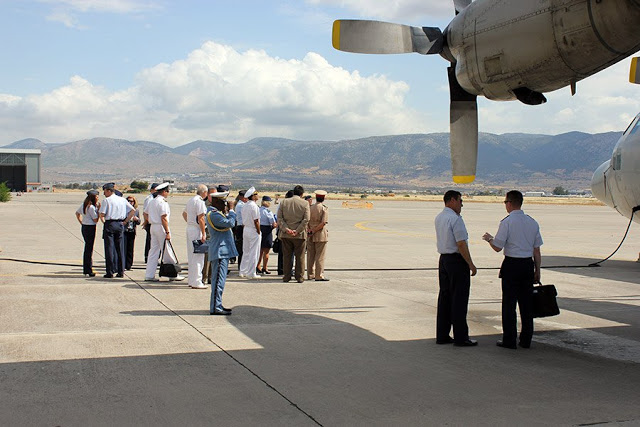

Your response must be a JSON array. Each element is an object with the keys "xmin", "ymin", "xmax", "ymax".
[
  {"xmin": 169, "ymin": 275, "xmax": 186, "ymax": 281},
  {"xmin": 144, "ymin": 277, "xmax": 159, "ymax": 282},
  {"xmin": 190, "ymin": 283, "xmax": 208, "ymax": 289},
  {"xmin": 238, "ymin": 273, "xmax": 247, "ymax": 278},
  {"xmin": 248, "ymin": 274, "xmax": 261, "ymax": 279}
]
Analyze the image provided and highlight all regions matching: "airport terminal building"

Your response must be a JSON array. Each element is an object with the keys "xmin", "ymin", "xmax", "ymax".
[{"xmin": 0, "ymin": 149, "xmax": 41, "ymax": 191}]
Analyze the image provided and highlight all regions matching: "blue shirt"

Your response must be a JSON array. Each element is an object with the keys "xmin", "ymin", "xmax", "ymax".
[
  {"xmin": 259, "ymin": 206, "xmax": 276, "ymax": 226},
  {"xmin": 434, "ymin": 207, "xmax": 469, "ymax": 254},
  {"xmin": 99, "ymin": 194, "xmax": 133, "ymax": 220},
  {"xmin": 235, "ymin": 200, "xmax": 245, "ymax": 225},
  {"xmin": 492, "ymin": 210, "xmax": 543, "ymax": 258}
]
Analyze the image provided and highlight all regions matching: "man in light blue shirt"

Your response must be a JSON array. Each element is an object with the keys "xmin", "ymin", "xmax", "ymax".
[
  {"xmin": 434, "ymin": 190, "xmax": 478, "ymax": 347},
  {"xmin": 99, "ymin": 182, "xmax": 135, "ymax": 278},
  {"xmin": 483, "ymin": 190, "xmax": 543, "ymax": 349}
]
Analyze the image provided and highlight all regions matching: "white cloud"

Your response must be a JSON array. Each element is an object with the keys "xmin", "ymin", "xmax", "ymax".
[
  {"xmin": 479, "ymin": 59, "xmax": 640, "ymax": 135},
  {"xmin": 0, "ymin": 42, "xmax": 432, "ymax": 145},
  {"xmin": 38, "ymin": 0, "xmax": 159, "ymax": 14},
  {"xmin": 306, "ymin": 0, "xmax": 454, "ymax": 21}
]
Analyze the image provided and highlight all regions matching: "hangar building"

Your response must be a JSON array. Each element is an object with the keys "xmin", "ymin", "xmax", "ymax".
[{"xmin": 0, "ymin": 149, "xmax": 41, "ymax": 191}]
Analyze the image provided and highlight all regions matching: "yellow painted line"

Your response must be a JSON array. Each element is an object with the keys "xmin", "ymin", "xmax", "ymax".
[{"xmin": 355, "ymin": 221, "xmax": 431, "ymax": 239}]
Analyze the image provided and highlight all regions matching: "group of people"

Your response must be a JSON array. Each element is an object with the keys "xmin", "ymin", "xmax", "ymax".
[
  {"xmin": 75, "ymin": 183, "xmax": 141, "ymax": 278},
  {"xmin": 75, "ymin": 182, "xmax": 330, "ymax": 316},
  {"xmin": 435, "ymin": 190, "xmax": 543, "ymax": 350}
]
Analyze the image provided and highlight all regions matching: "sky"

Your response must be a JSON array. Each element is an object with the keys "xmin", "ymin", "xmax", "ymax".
[{"xmin": 1, "ymin": 0, "xmax": 639, "ymax": 147}]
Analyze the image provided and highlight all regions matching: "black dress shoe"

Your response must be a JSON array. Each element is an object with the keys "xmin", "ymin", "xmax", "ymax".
[
  {"xmin": 519, "ymin": 342, "xmax": 531, "ymax": 349},
  {"xmin": 103, "ymin": 274, "xmax": 114, "ymax": 278},
  {"xmin": 436, "ymin": 337, "xmax": 455, "ymax": 345},
  {"xmin": 315, "ymin": 278, "xmax": 330, "ymax": 281},
  {"xmin": 116, "ymin": 273, "xmax": 124, "ymax": 278},
  {"xmin": 211, "ymin": 309, "xmax": 232, "ymax": 316},
  {"xmin": 496, "ymin": 340, "xmax": 517, "ymax": 349},
  {"xmin": 454, "ymin": 339, "xmax": 478, "ymax": 347},
  {"xmin": 86, "ymin": 272, "xmax": 96, "ymax": 277},
  {"xmin": 221, "ymin": 306, "xmax": 233, "ymax": 312}
]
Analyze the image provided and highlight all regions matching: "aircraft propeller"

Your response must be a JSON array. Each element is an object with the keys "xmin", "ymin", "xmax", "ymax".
[{"xmin": 332, "ymin": 1, "xmax": 478, "ymax": 183}]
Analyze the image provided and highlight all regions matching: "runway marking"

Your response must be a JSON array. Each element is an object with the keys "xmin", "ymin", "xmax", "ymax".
[{"xmin": 355, "ymin": 221, "xmax": 431, "ymax": 239}]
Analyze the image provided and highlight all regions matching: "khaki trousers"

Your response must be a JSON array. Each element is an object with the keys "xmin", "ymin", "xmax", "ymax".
[{"xmin": 307, "ymin": 241, "xmax": 327, "ymax": 279}]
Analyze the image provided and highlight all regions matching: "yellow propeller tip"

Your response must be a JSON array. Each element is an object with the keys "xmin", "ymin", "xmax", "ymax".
[
  {"xmin": 332, "ymin": 20, "xmax": 341, "ymax": 50},
  {"xmin": 453, "ymin": 175, "xmax": 475, "ymax": 184}
]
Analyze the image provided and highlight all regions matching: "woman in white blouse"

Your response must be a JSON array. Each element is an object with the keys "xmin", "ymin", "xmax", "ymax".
[{"xmin": 75, "ymin": 190, "xmax": 100, "ymax": 277}]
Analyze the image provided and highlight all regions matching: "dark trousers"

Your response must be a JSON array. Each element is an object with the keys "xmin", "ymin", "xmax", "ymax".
[
  {"xmin": 437, "ymin": 253, "xmax": 470, "ymax": 343},
  {"xmin": 124, "ymin": 231, "xmax": 136, "ymax": 270},
  {"xmin": 233, "ymin": 225, "xmax": 244, "ymax": 270},
  {"xmin": 144, "ymin": 223, "xmax": 151, "ymax": 263},
  {"xmin": 282, "ymin": 238, "xmax": 306, "ymax": 281},
  {"xmin": 104, "ymin": 221, "xmax": 125, "ymax": 275},
  {"xmin": 81, "ymin": 224, "xmax": 96, "ymax": 274},
  {"xmin": 500, "ymin": 257, "xmax": 535, "ymax": 347}
]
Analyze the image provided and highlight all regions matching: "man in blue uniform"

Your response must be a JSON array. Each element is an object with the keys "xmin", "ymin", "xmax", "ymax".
[
  {"xmin": 206, "ymin": 189, "xmax": 238, "ymax": 315},
  {"xmin": 434, "ymin": 190, "xmax": 478, "ymax": 347},
  {"xmin": 99, "ymin": 183, "xmax": 135, "ymax": 278},
  {"xmin": 483, "ymin": 190, "xmax": 543, "ymax": 349}
]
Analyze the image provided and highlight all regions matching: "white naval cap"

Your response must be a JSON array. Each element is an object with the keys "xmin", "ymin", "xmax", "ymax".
[
  {"xmin": 315, "ymin": 190, "xmax": 327, "ymax": 196},
  {"xmin": 245, "ymin": 186, "xmax": 256, "ymax": 198},
  {"xmin": 156, "ymin": 182, "xmax": 170, "ymax": 191}
]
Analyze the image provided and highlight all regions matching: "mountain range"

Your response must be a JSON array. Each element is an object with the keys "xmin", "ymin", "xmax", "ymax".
[{"xmin": 2, "ymin": 131, "xmax": 621, "ymax": 190}]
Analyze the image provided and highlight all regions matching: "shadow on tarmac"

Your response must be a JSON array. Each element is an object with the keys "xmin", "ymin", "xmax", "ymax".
[
  {"xmin": 543, "ymin": 256, "xmax": 640, "ymax": 284},
  {"xmin": 2, "ymin": 305, "xmax": 640, "ymax": 425}
]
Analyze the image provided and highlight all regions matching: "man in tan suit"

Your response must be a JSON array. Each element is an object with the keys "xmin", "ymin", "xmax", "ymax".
[
  {"xmin": 307, "ymin": 190, "xmax": 329, "ymax": 281},
  {"xmin": 278, "ymin": 185, "xmax": 310, "ymax": 283}
]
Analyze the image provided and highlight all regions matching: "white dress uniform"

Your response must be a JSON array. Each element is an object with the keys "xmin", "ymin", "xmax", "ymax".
[
  {"xmin": 184, "ymin": 194, "xmax": 207, "ymax": 288},
  {"xmin": 144, "ymin": 194, "xmax": 171, "ymax": 280},
  {"xmin": 239, "ymin": 200, "xmax": 261, "ymax": 278}
]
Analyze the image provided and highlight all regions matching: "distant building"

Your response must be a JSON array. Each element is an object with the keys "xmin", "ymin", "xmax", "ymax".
[
  {"xmin": 0, "ymin": 149, "xmax": 41, "ymax": 191},
  {"xmin": 524, "ymin": 191, "xmax": 545, "ymax": 197}
]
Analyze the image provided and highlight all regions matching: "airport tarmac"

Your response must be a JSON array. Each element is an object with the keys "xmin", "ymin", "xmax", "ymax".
[{"xmin": 1, "ymin": 192, "xmax": 639, "ymax": 426}]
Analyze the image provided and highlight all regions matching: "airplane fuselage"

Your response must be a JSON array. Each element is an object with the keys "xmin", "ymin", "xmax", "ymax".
[
  {"xmin": 443, "ymin": 0, "xmax": 640, "ymax": 101},
  {"xmin": 592, "ymin": 113, "xmax": 640, "ymax": 223}
]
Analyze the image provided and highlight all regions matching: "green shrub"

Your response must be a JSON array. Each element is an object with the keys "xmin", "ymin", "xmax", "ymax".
[{"xmin": 0, "ymin": 182, "xmax": 11, "ymax": 202}]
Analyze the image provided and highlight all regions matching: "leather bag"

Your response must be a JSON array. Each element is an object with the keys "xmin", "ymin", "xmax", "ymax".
[
  {"xmin": 159, "ymin": 240, "xmax": 182, "ymax": 278},
  {"xmin": 532, "ymin": 283, "xmax": 560, "ymax": 318},
  {"xmin": 272, "ymin": 237, "xmax": 281, "ymax": 253},
  {"xmin": 192, "ymin": 239, "xmax": 209, "ymax": 254}
]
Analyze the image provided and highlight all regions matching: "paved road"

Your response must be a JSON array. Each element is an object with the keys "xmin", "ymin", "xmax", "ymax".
[{"xmin": 1, "ymin": 193, "xmax": 639, "ymax": 426}]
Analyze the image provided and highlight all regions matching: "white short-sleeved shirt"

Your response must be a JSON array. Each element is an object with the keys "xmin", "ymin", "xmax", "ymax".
[
  {"xmin": 434, "ymin": 207, "xmax": 469, "ymax": 254},
  {"xmin": 98, "ymin": 194, "xmax": 133, "ymax": 220},
  {"xmin": 184, "ymin": 195, "xmax": 207, "ymax": 226},
  {"xmin": 241, "ymin": 200, "xmax": 259, "ymax": 227},
  {"xmin": 492, "ymin": 210, "xmax": 543, "ymax": 258},
  {"xmin": 76, "ymin": 204, "xmax": 98, "ymax": 225},
  {"xmin": 143, "ymin": 194, "xmax": 154, "ymax": 214},
  {"xmin": 235, "ymin": 200, "xmax": 245, "ymax": 225},
  {"xmin": 148, "ymin": 195, "xmax": 171, "ymax": 224}
]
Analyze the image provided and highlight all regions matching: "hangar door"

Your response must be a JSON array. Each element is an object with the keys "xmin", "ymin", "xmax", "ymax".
[{"xmin": 0, "ymin": 165, "xmax": 27, "ymax": 191}]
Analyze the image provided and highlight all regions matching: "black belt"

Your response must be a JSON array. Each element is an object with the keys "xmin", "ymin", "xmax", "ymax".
[
  {"xmin": 440, "ymin": 253, "xmax": 461, "ymax": 257},
  {"xmin": 105, "ymin": 219, "xmax": 125, "ymax": 223}
]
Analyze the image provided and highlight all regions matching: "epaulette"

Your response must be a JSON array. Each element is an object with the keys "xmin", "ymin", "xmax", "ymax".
[{"xmin": 500, "ymin": 215, "xmax": 508, "ymax": 222}]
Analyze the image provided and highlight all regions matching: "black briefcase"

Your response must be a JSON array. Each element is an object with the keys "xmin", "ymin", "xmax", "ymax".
[
  {"xmin": 159, "ymin": 240, "xmax": 182, "ymax": 278},
  {"xmin": 532, "ymin": 283, "xmax": 560, "ymax": 318}
]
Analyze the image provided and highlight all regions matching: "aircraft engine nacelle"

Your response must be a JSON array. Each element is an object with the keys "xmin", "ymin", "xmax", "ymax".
[
  {"xmin": 443, "ymin": 0, "xmax": 640, "ymax": 102},
  {"xmin": 591, "ymin": 114, "xmax": 640, "ymax": 223}
]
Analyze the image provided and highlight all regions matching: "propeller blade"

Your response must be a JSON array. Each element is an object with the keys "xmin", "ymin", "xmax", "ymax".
[
  {"xmin": 630, "ymin": 57, "xmax": 640, "ymax": 84},
  {"xmin": 332, "ymin": 20, "xmax": 443, "ymax": 55},
  {"xmin": 454, "ymin": 0, "xmax": 472, "ymax": 15},
  {"xmin": 448, "ymin": 66, "xmax": 478, "ymax": 184}
]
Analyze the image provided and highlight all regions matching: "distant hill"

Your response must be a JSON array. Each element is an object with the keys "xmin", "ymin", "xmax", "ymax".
[
  {"xmin": 3, "ymin": 138, "xmax": 48, "ymax": 150},
  {"xmin": 2, "ymin": 131, "xmax": 621, "ymax": 189}
]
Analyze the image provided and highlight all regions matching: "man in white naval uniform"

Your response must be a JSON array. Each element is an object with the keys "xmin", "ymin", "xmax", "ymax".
[
  {"xmin": 238, "ymin": 187, "xmax": 261, "ymax": 279},
  {"xmin": 182, "ymin": 184, "xmax": 208, "ymax": 289},
  {"xmin": 144, "ymin": 183, "xmax": 184, "ymax": 282}
]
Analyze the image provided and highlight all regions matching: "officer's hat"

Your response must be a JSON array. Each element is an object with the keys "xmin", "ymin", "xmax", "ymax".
[
  {"xmin": 210, "ymin": 184, "xmax": 229, "ymax": 198},
  {"xmin": 86, "ymin": 189, "xmax": 99, "ymax": 196},
  {"xmin": 155, "ymin": 182, "xmax": 170, "ymax": 191},
  {"xmin": 102, "ymin": 182, "xmax": 115, "ymax": 190},
  {"xmin": 315, "ymin": 190, "xmax": 328, "ymax": 196},
  {"xmin": 245, "ymin": 186, "xmax": 256, "ymax": 198}
]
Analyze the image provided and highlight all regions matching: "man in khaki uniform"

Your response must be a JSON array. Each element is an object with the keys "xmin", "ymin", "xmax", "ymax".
[
  {"xmin": 307, "ymin": 190, "xmax": 329, "ymax": 281},
  {"xmin": 278, "ymin": 185, "xmax": 310, "ymax": 283}
]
